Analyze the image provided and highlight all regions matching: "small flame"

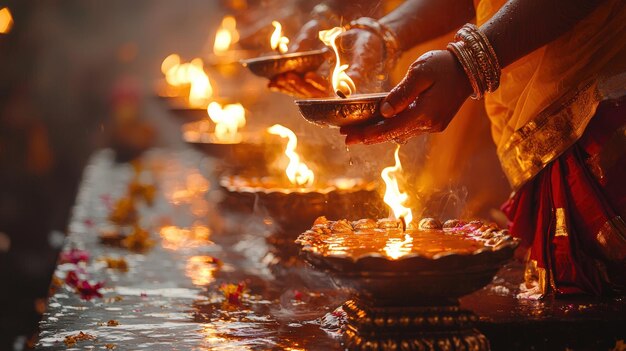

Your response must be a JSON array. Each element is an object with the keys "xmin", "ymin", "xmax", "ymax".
[
  {"xmin": 0, "ymin": 8, "xmax": 13, "ymax": 34},
  {"xmin": 381, "ymin": 145, "xmax": 413, "ymax": 227},
  {"xmin": 267, "ymin": 124, "xmax": 314, "ymax": 187},
  {"xmin": 213, "ymin": 16, "xmax": 239, "ymax": 55},
  {"xmin": 384, "ymin": 234, "xmax": 413, "ymax": 259},
  {"xmin": 318, "ymin": 27, "xmax": 356, "ymax": 98},
  {"xmin": 207, "ymin": 102, "xmax": 246, "ymax": 143},
  {"xmin": 270, "ymin": 21, "xmax": 289, "ymax": 54},
  {"xmin": 161, "ymin": 55, "xmax": 213, "ymax": 107}
]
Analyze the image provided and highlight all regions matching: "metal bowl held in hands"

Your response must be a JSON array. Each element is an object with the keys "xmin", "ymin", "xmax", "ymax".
[
  {"xmin": 240, "ymin": 49, "xmax": 329, "ymax": 79},
  {"xmin": 295, "ymin": 92, "xmax": 387, "ymax": 128}
]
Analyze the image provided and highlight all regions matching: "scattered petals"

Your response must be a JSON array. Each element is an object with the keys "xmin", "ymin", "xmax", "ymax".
[
  {"xmin": 109, "ymin": 196, "xmax": 137, "ymax": 225},
  {"xmin": 63, "ymin": 331, "xmax": 96, "ymax": 346},
  {"xmin": 106, "ymin": 319, "xmax": 119, "ymax": 326},
  {"xmin": 122, "ymin": 225, "xmax": 154, "ymax": 252},
  {"xmin": 76, "ymin": 280, "xmax": 104, "ymax": 300},
  {"xmin": 59, "ymin": 248, "xmax": 90, "ymax": 264},
  {"xmin": 220, "ymin": 282, "xmax": 247, "ymax": 306},
  {"xmin": 99, "ymin": 257, "xmax": 129, "ymax": 271}
]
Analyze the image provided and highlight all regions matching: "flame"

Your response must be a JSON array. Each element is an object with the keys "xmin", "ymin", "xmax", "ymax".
[
  {"xmin": 207, "ymin": 102, "xmax": 246, "ymax": 143},
  {"xmin": 267, "ymin": 124, "xmax": 314, "ymax": 187},
  {"xmin": 270, "ymin": 21, "xmax": 289, "ymax": 54},
  {"xmin": 384, "ymin": 234, "xmax": 413, "ymax": 259},
  {"xmin": 161, "ymin": 55, "xmax": 213, "ymax": 107},
  {"xmin": 0, "ymin": 8, "xmax": 13, "ymax": 34},
  {"xmin": 318, "ymin": 27, "xmax": 356, "ymax": 98},
  {"xmin": 381, "ymin": 145, "xmax": 413, "ymax": 226},
  {"xmin": 213, "ymin": 16, "xmax": 239, "ymax": 55}
]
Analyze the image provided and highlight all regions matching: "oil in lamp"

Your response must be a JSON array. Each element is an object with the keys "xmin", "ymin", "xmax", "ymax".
[{"xmin": 296, "ymin": 146, "xmax": 519, "ymax": 350}]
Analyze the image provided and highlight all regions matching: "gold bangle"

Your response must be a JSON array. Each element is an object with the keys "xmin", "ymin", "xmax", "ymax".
[
  {"xmin": 448, "ymin": 23, "xmax": 501, "ymax": 99},
  {"xmin": 345, "ymin": 17, "xmax": 401, "ymax": 70}
]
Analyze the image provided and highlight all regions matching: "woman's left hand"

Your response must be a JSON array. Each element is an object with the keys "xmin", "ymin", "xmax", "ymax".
[{"xmin": 340, "ymin": 49, "xmax": 472, "ymax": 145}]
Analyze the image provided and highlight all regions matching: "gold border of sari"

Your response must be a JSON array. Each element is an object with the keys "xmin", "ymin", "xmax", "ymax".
[{"xmin": 497, "ymin": 81, "xmax": 600, "ymax": 189}]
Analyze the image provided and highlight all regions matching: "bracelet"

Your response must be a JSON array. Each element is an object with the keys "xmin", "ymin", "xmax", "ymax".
[
  {"xmin": 345, "ymin": 17, "xmax": 401, "ymax": 71},
  {"xmin": 446, "ymin": 23, "xmax": 501, "ymax": 99}
]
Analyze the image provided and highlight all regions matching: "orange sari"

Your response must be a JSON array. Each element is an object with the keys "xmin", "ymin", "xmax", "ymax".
[{"xmin": 475, "ymin": 0, "xmax": 626, "ymax": 295}]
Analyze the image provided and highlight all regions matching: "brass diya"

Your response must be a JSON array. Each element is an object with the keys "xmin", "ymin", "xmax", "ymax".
[
  {"xmin": 219, "ymin": 175, "xmax": 384, "ymax": 232},
  {"xmin": 297, "ymin": 217, "xmax": 519, "ymax": 351},
  {"xmin": 240, "ymin": 48, "xmax": 330, "ymax": 79},
  {"xmin": 182, "ymin": 126, "xmax": 281, "ymax": 176},
  {"xmin": 295, "ymin": 92, "xmax": 387, "ymax": 128}
]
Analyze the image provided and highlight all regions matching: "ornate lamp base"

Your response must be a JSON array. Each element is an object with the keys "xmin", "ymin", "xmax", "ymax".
[{"xmin": 342, "ymin": 299, "xmax": 490, "ymax": 351}]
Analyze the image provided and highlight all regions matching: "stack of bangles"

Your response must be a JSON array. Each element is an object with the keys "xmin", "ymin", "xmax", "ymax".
[
  {"xmin": 345, "ymin": 17, "xmax": 401, "ymax": 73},
  {"xmin": 447, "ymin": 23, "xmax": 501, "ymax": 100}
]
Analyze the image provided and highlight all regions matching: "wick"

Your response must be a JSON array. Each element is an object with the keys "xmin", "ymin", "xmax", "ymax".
[
  {"xmin": 400, "ymin": 216, "xmax": 406, "ymax": 232},
  {"xmin": 335, "ymin": 90, "xmax": 347, "ymax": 99}
]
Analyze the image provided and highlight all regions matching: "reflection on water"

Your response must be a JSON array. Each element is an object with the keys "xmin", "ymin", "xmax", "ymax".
[{"xmin": 186, "ymin": 256, "xmax": 219, "ymax": 286}]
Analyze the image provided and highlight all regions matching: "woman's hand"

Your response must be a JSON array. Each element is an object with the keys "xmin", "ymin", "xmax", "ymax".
[
  {"xmin": 340, "ymin": 50, "xmax": 472, "ymax": 145},
  {"xmin": 268, "ymin": 27, "xmax": 386, "ymax": 98},
  {"xmin": 337, "ymin": 28, "xmax": 386, "ymax": 94},
  {"xmin": 267, "ymin": 19, "xmax": 329, "ymax": 98}
]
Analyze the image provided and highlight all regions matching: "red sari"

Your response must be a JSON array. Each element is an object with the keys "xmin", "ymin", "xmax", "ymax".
[{"xmin": 503, "ymin": 99, "xmax": 626, "ymax": 296}]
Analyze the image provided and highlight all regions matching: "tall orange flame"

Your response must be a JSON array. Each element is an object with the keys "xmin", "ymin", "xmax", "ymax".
[
  {"xmin": 213, "ymin": 16, "xmax": 239, "ymax": 55},
  {"xmin": 318, "ymin": 27, "xmax": 356, "ymax": 98},
  {"xmin": 381, "ymin": 145, "xmax": 413, "ymax": 227},
  {"xmin": 270, "ymin": 21, "xmax": 289, "ymax": 54},
  {"xmin": 267, "ymin": 124, "xmax": 314, "ymax": 187},
  {"xmin": 207, "ymin": 102, "xmax": 246, "ymax": 143}
]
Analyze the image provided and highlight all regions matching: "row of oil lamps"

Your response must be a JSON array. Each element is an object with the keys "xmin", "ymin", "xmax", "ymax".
[{"xmin": 156, "ymin": 15, "xmax": 517, "ymax": 351}]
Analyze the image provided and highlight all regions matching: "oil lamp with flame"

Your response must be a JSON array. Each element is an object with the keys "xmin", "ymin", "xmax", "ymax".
[
  {"xmin": 182, "ymin": 102, "xmax": 279, "ymax": 177},
  {"xmin": 158, "ymin": 54, "xmax": 214, "ymax": 109},
  {"xmin": 213, "ymin": 16, "xmax": 239, "ymax": 56},
  {"xmin": 240, "ymin": 20, "xmax": 329, "ymax": 79},
  {"xmin": 296, "ymin": 146, "xmax": 519, "ymax": 350},
  {"xmin": 205, "ymin": 15, "xmax": 257, "ymax": 77},
  {"xmin": 295, "ymin": 26, "xmax": 388, "ymax": 128},
  {"xmin": 219, "ymin": 124, "xmax": 382, "ymax": 234}
]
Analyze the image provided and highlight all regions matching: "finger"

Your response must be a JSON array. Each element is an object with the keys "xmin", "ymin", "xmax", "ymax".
[
  {"xmin": 270, "ymin": 75, "xmax": 300, "ymax": 97},
  {"xmin": 345, "ymin": 90, "xmax": 436, "ymax": 145},
  {"xmin": 284, "ymin": 72, "xmax": 325, "ymax": 98},
  {"xmin": 380, "ymin": 56, "xmax": 434, "ymax": 118},
  {"xmin": 303, "ymin": 72, "xmax": 328, "ymax": 92}
]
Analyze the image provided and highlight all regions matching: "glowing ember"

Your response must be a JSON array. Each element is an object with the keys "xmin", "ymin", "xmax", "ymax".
[
  {"xmin": 207, "ymin": 102, "xmax": 246, "ymax": 143},
  {"xmin": 270, "ymin": 20, "xmax": 289, "ymax": 54},
  {"xmin": 213, "ymin": 15, "xmax": 239, "ymax": 55},
  {"xmin": 381, "ymin": 145, "xmax": 413, "ymax": 227},
  {"xmin": 267, "ymin": 124, "xmax": 314, "ymax": 187},
  {"xmin": 318, "ymin": 27, "xmax": 356, "ymax": 98},
  {"xmin": 160, "ymin": 55, "xmax": 213, "ymax": 107},
  {"xmin": 383, "ymin": 234, "xmax": 414, "ymax": 259},
  {"xmin": 0, "ymin": 7, "xmax": 13, "ymax": 34}
]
